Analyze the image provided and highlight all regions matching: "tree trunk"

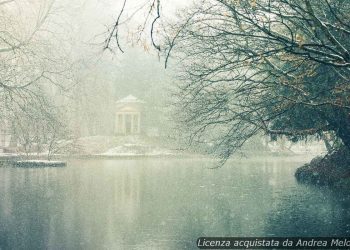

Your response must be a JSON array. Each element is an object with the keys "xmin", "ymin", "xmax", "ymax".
[
  {"xmin": 332, "ymin": 109, "xmax": 350, "ymax": 150},
  {"xmin": 337, "ymin": 124, "xmax": 350, "ymax": 149}
]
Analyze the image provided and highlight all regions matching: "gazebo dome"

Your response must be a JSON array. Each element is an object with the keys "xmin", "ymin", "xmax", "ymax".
[{"xmin": 116, "ymin": 95, "xmax": 144, "ymax": 104}]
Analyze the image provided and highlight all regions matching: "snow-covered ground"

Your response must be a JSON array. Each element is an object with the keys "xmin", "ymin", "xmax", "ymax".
[
  {"xmin": 69, "ymin": 135, "xmax": 178, "ymax": 157},
  {"xmin": 100, "ymin": 144, "xmax": 176, "ymax": 156},
  {"xmin": 0, "ymin": 135, "xmax": 328, "ymax": 158},
  {"xmin": 0, "ymin": 135, "xmax": 179, "ymax": 158}
]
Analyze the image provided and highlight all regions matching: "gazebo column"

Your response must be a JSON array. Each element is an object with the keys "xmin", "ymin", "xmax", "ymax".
[
  {"xmin": 115, "ymin": 114, "xmax": 118, "ymax": 134},
  {"xmin": 137, "ymin": 113, "xmax": 141, "ymax": 133},
  {"xmin": 130, "ymin": 113, "xmax": 134, "ymax": 134},
  {"xmin": 122, "ymin": 113, "xmax": 126, "ymax": 134}
]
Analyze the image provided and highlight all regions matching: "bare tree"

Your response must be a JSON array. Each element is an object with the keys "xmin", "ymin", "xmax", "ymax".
[
  {"xmin": 107, "ymin": 0, "xmax": 350, "ymax": 160},
  {"xmin": 0, "ymin": 0, "xmax": 74, "ymax": 156},
  {"xmin": 7, "ymin": 91, "xmax": 66, "ymax": 158}
]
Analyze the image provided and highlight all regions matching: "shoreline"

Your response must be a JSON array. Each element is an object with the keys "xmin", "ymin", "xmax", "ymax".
[
  {"xmin": 0, "ymin": 150, "xmax": 320, "ymax": 162},
  {"xmin": 295, "ymin": 147, "xmax": 350, "ymax": 189}
]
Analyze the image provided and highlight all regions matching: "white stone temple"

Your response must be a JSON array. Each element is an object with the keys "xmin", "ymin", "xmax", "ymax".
[{"xmin": 114, "ymin": 95, "xmax": 144, "ymax": 135}]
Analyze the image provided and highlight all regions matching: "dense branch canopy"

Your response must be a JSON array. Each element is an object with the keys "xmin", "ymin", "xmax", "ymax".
[{"xmin": 108, "ymin": 0, "xmax": 350, "ymax": 160}]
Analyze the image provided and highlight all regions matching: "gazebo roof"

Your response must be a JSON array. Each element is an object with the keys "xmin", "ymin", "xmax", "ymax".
[{"xmin": 116, "ymin": 95, "xmax": 144, "ymax": 103}]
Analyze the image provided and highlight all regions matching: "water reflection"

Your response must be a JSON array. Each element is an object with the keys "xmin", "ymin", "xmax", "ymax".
[
  {"xmin": 265, "ymin": 186, "xmax": 350, "ymax": 236},
  {"xmin": 0, "ymin": 157, "xmax": 349, "ymax": 249}
]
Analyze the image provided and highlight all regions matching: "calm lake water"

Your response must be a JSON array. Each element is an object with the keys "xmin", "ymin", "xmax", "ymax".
[{"xmin": 0, "ymin": 157, "xmax": 349, "ymax": 250}]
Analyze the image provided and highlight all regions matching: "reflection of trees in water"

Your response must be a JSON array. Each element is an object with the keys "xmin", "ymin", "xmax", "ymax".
[
  {"xmin": 260, "ymin": 159, "xmax": 350, "ymax": 236},
  {"xmin": 0, "ymin": 167, "xmax": 64, "ymax": 249},
  {"xmin": 0, "ymin": 162, "xmax": 144, "ymax": 249},
  {"xmin": 58, "ymin": 160, "xmax": 142, "ymax": 249},
  {"xmin": 130, "ymin": 158, "xmax": 300, "ymax": 248},
  {"xmin": 264, "ymin": 187, "xmax": 350, "ymax": 236}
]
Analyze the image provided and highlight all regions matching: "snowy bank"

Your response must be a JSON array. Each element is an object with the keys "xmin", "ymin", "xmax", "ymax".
[{"xmin": 99, "ymin": 144, "xmax": 176, "ymax": 157}]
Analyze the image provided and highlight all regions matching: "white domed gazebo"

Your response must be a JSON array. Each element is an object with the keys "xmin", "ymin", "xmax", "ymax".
[{"xmin": 114, "ymin": 95, "xmax": 144, "ymax": 135}]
